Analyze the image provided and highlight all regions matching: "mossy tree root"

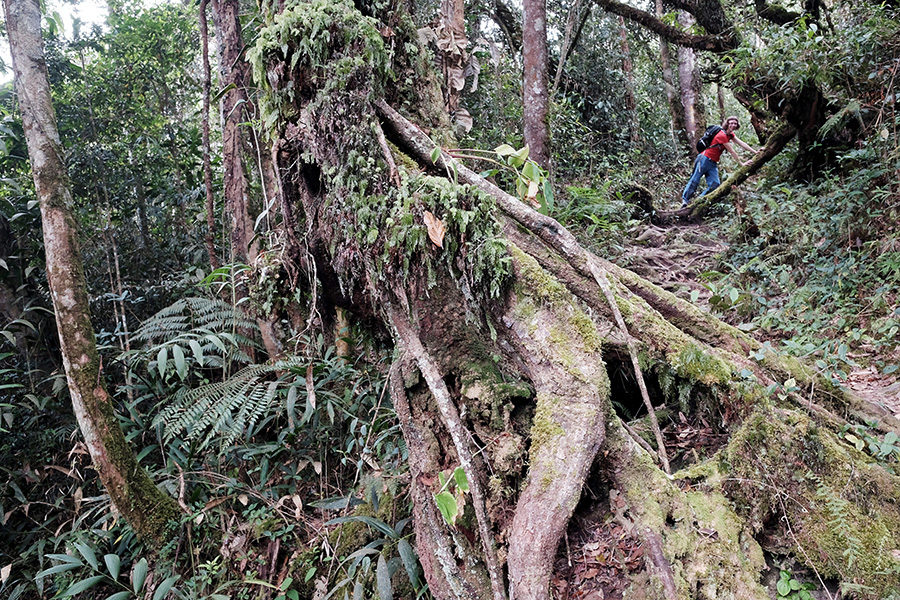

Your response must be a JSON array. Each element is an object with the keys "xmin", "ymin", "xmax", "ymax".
[{"xmin": 500, "ymin": 246, "xmax": 610, "ymax": 600}]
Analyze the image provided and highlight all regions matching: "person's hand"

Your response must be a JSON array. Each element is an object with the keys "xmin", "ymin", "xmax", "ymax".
[
  {"xmin": 742, "ymin": 161, "xmax": 751, "ymax": 167},
  {"xmin": 756, "ymin": 147, "xmax": 765, "ymax": 153}
]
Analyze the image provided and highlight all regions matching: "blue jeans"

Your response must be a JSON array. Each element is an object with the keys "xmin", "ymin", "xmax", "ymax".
[{"xmin": 681, "ymin": 154, "xmax": 720, "ymax": 206}]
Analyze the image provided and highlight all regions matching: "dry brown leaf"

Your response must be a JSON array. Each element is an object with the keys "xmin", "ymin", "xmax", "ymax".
[{"xmin": 424, "ymin": 210, "xmax": 446, "ymax": 248}]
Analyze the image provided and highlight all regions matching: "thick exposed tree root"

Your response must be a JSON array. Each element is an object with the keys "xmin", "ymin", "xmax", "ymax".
[{"xmin": 373, "ymin": 100, "xmax": 900, "ymax": 599}]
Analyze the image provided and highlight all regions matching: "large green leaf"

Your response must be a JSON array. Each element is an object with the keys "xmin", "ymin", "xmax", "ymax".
[
  {"xmin": 132, "ymin": 558, "xmax": 148, "ymax": 594},
  {"xmin": 73, "ymin": 542, "xmax": 98, "ymax": 570},
  {"xmin": 62, "ymin": 575, "xmax": 105, "ymax": 597},
  {"xmin": 434, "ymin": 492, "xmax": 458, "ymax": 526},
  {"xmin": 104, "ymin": 553, "xmax": 121, "ymax": 580},
  {"xmin": 375, "ymin": 554, "xmax": 392, "ymax": 600}
]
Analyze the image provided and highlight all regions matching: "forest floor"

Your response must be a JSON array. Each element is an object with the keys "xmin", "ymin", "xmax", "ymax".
[
  {"xmin": 621, "ymin": 220, "xmax": 900, "ymax": 420},
  {"xmin": 549, "ymin": 218, "xmax": 900, "ymax": 599}
]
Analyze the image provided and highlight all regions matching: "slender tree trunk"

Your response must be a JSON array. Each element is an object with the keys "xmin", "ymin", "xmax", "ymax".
[
  {"xmin": 656, "ymin": 0, "xmax": 690, "ymax": 154},
  {"xmin": 523, "ymin": 0, "xmax": 550, "ymax": 168},
  {"xmin": 200, "ymin": 0, "xmax": 220, "ymax": 270},
  {"xmin": 717, "ymin": 82, "xmax": 726, "ymax": 122},
  {"xmin": 133, "ymin": 170, "xmax": 150, "ymax": 250},
  {"xmin": 617, "ymin": 15, "xmax": 640, "ymax": 144},
  {"xmin": 211, "ymin": 0, "xmax": 256, "ymax": 266},
  {"xmin": 676, "ymin": 11, "xmax": 705, "ymax": 144},
  {"xmin": 3, "ymin": 0, "xmax": 179, "ymax": 541},
  {"xmin": 211, "ymin": 0, "xmax": 283, "ymax": 360},
  {"xmin": 552, "ymin": 0, "xmax": 590, "ymax": 94}
]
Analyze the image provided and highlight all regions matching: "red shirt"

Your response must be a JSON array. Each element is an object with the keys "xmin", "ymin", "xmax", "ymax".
[{"xmin": 702, "ymin": 130, "xmax": 735, "ymax": 162}]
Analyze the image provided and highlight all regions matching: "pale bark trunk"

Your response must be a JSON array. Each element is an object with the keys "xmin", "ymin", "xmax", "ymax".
[
  {"xmin": 676, "ymin": 11, "xmax": 705, "ymax": 146},
  {"xmin": 617, "ymin": 15, "xmax": 640, "ymax": 144},
  {"xmin": 4, "ymin": 0, "xmax": 179, "ymax": 541},
  {"xmin": 200, "ymin": 0, "xmax": 220, "ymax": 270},
  {"xmin": 552, "ymin": 0, "xmax": 590, "ymax": 94},
  {"xmin": 523, "ymin": 0, "xmax": 550, "ymax": 168}
]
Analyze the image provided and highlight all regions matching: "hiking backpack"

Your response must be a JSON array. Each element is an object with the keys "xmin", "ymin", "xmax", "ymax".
[{"xmin": 696, "ymin": 125, "xmax": 723, "ymax": 152}]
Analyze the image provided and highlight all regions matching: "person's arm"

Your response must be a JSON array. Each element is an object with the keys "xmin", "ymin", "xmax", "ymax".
[
  {"xmin": 724, "ymin": 142, "xmax": 750, "ymax": 167},
  {"xmin": 733, "ymin": 135, "xmax": 763, "ymax": 154}
]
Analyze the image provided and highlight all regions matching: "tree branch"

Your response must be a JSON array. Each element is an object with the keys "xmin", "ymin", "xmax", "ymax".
[
  {"xmin": 593, "ymin": 0, "xmax": 736, "ymax": 51},
  {"xmin": 753, "ymin": 0, "xmax": 802, "ymax": 24}
]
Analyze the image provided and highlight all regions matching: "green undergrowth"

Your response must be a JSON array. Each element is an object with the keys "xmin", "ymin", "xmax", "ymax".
[{"xmin": 710, "ymin": 140, "xmax": 900, "ymax": 377}]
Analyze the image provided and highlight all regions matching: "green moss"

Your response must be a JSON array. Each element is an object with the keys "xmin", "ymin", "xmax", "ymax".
[
  {"xmin": 250, "ymin": 0, "xmax": 511, "ymax": 311},
  {"xmin": 529, "ymin": 393, "xmax": 564, "ymax": 457},
  {"xmin": 716, "ymin": 407, "xmax": 900, "ymax": 598},
  {"xmin": 330, "ymin": 490, "xmax": 400, "ymax": 558},
  {"xmin": 509, "ymin": 244, "xmax": 571, "ymax": 306},
  {"xmin": 671, "ymin": 344, "xmax": 732, "ymax": 385},
  {"xmin": 460, "ymin": 359, "xmax": 532, "ymax": 431}
]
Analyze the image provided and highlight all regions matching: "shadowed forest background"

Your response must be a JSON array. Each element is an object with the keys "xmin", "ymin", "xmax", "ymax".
[{"xmin": 0, "ymin": 0, "xmax": 899, "ymax": 599}]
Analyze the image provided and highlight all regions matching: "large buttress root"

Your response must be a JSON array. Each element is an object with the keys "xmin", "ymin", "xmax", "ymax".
[{"xmin": 500, "ymin": 247, "xmax": 609, "ymax": 600}]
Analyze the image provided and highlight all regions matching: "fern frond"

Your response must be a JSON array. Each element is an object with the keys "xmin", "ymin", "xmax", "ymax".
[{"xmin": 155, "ymin": 358, "xmax": 306, "ymax": 450}]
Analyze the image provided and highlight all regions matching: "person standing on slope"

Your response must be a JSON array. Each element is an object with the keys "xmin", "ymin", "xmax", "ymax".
[{"xmin": 681, "ymin": 116, "xmax": 761, "ymax": 208}]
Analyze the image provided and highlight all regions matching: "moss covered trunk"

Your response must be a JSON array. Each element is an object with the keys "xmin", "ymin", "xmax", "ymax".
[
  {"xmin": 252, "ymin": 2, "xmax": 900, "ymax": 598},
  {"xmin": 4, "ymin": 0, "xmax": 180, "ymax": 542}
]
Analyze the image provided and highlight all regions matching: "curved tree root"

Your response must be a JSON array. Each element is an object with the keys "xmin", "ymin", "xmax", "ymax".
[
  {"xmin": 390, "ymin": 361, "xmax": 490, "ymax": 599},
  {"xmin": 499, "ymin": 245, "xmax": 610, "ymax": 600}
]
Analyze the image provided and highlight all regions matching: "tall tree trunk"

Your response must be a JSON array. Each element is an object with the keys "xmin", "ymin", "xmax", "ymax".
[
  {"xmin": 656, "ymin": 0, "xmax": 690, "ymax": 154},
  {"xmin": 617, "ymin": 15, "xmax": 640, "ymax": 144},
  {"xmin": 3, "ymin": 0, "xmax": 179, "ymax": 541},
  {"xmin": 676, "ymin": 11, "xmax": 705, "ymax": 145},
  {"xmin": 211, "ymin": 0, "xmax": 256, "ymax": 266},
  {"xmin": 200, "ymin": 0, "xmax": 220, "ymax": 270},
  {"xmin": 211, "ymin": 0, "xmax": 282, "ymax": 360},
  {"xmin": 523, "ymin": 0, "xmax": 550, "ymax": 168}
]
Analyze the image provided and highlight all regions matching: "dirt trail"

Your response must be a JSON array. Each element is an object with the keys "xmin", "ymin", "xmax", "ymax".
[
  {"xmin": 622, "ymin": 222, "xmax": 900, "ymax": 421},
  {"xmin": 619, "ymin": 223, "xmax": 727, "ymax": 301}
]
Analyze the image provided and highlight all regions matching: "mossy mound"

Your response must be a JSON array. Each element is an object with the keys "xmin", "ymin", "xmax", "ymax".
[
  {"xmin": 695, "ymin": 407, "xmax": 900, "ymax": 598},
  {"xmin": 250, "ymin": 0, "xmax": 511, "ymax": 312}
]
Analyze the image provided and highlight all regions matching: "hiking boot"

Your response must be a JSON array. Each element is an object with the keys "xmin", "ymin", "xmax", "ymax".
[{"xmin": 680, "ymin": 199, "xmax": 690, "ymax": 209}]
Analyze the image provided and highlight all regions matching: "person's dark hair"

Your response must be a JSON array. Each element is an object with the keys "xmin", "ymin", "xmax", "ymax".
[{"xmin": 722, "ymin": 116, "xmax": 740, "ymax": 130}]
